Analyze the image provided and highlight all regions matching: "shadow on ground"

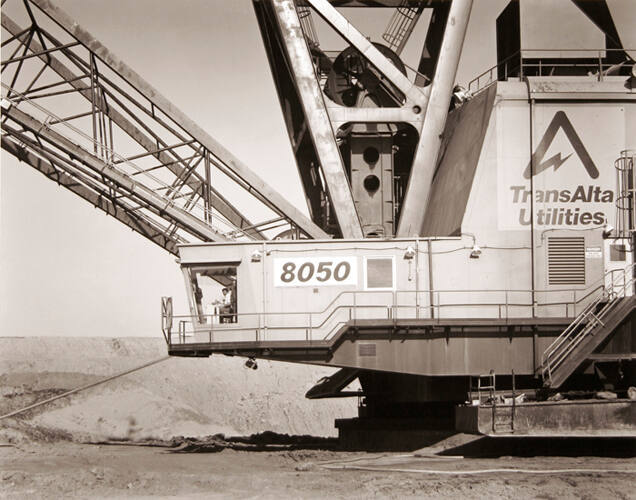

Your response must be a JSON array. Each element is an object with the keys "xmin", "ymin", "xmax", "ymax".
[
  {"xmin": 91, "ymin": 431, "xmax": 339, "ymax": 453},
  {"xmin": 435, "ymin": 436, "xmax": 636, "ymax": 458}
]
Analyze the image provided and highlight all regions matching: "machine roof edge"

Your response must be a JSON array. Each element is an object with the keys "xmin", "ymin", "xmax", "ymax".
[
  {"xmin": 525, "ymin": 76, "xmax": 635, "ymax": 99},
  {"xmin": 177, "ymin": 236, "xmax": 462, "ymax": 249}
]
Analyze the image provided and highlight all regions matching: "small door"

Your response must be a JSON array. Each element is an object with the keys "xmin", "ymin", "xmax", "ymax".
[{"xmin": 603, "ymin": 238, "xmax": 633, "ymax": 296}]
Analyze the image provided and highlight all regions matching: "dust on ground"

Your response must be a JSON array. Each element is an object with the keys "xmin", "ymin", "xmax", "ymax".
[
  {"xmin": 0, "ymin": 337, "xmax": 358, "ymax": 442},
  {"xmin": 1, "ymin": 440, "xmax": 635, "ymax": 499},
  {"xmin": 2, "ymin": 337, "xmax": 635, "ymax": 498}
]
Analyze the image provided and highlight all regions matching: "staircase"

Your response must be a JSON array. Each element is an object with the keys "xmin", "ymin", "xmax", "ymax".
[{"xmin": 541, "ymin": 266, "xmax": 635, "ymax": 388}]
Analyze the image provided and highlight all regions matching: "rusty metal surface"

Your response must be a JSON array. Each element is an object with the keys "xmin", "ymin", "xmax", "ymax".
[{"xmin": 397, "ymin": 0, "xmax": 473, "ymax": 237}]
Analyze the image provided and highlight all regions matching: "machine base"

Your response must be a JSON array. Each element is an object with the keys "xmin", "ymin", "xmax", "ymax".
[
  {"xmin": 456, "ymin": 399, "xmax": 636, "ymax": 437},
  {"xmin": 336, "ymin": 400, "xmax": 635, "ymax": 451}
]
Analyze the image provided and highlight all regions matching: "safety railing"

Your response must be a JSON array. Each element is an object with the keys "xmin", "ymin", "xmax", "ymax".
[
  {"xmin": 381, "ymin": 1, "xmax": 421, "ymax": 55},
  {"xmin": 468, "ymin": 48, "xmax": 636, "ymax": 95},
  {"xmin": 161, "ymin": 277, "xmax": 616, "ymax": 347},
  {"xmin": 541, "ymin": 264, "xmax": 635, "ymax": 385},
  {"xmin": 616, "ymin": 149, "xmax": 635, "ymax": 237}
]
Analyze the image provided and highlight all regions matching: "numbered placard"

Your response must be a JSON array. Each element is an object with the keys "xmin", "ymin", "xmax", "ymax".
[{"xmin": 273, "ymin": 257, "xmax": 357, "ymax": 287}]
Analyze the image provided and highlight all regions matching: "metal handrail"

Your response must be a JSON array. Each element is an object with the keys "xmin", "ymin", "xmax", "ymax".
[
  {"xmin": 162, "ymin": 277, "xmax": 617, "ymax": 346},
  {"xmin": 468, "ymin": 48, "xmax": 636, "ymax": 94},
  {"xmin": 541, "ymin": 264, "xmax": 635, "ymax": 384}
]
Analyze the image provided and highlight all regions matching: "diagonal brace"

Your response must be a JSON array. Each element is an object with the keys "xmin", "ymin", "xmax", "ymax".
[{"xmin": 306, "ymin": 0, "xmax": 427, "ymax": 107}]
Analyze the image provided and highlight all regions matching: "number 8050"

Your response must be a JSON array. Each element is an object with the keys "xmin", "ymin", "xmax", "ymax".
[{"xmin": 280, "ymin": 260, "xmax": 351, "ymax": 283}]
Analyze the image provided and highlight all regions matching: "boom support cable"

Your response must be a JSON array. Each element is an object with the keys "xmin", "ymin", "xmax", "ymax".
[{"xmin": 0, "ymin": 356, "xmax": 171, "ymax": 421}]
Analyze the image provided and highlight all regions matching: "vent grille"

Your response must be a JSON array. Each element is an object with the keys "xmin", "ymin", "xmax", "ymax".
[
  {"xmin": 548, "ymin": 237, "xmax": 585, "ymax": 285},
  {"xmin": 358, "ymin": 343, "xmax": 376, "ymax": 357}
]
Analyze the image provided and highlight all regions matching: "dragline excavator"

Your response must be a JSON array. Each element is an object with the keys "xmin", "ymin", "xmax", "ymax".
[{"xmin": 2, "ymin": 0, "xmax": 635, "ymax": 445}]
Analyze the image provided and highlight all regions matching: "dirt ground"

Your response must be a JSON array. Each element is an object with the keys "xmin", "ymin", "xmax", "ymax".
[
  {"xmin": 2, "ymin": 337, "xmax": 635, "ymax": 498},
  {"xmin": 2, "ymin": 441, "xmax": 636, "ymax": 499},
  {"xmin": 0, "ymin": 337, "xmax": 357, "ymax": 440}
]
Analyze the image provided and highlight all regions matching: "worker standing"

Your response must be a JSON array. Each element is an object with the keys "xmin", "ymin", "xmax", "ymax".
[{"xmin": 219, "ymin": 287, "xmax": 232, "ymax": 323}]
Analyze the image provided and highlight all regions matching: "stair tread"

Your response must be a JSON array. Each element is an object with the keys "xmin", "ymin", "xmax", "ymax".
[{"xmin": 543, "ymin": 295, "xmax": 634, "ymax": 388}]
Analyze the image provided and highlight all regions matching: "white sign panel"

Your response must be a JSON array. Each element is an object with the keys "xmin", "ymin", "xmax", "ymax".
[
  {"xmin": 585, "ymin": 247, "xmax": 602, "ymax": 259},
  {"xmin": 497, "ymin": 105, "xmax": 622, "ymax": 231},
  {"xmin": 273, "ymin": 256, "xmax": 357, "ymax": 287}
]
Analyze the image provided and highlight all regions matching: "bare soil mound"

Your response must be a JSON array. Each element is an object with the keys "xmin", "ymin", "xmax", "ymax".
[{"xmin": 0, "ymin": 337, "xmax": 357, "ymax": 443}]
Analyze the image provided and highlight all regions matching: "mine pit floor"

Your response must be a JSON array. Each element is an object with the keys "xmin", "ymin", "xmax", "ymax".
[{"xmin": 2, "ymin": 440, "xmax": 635, "ymax": 499}]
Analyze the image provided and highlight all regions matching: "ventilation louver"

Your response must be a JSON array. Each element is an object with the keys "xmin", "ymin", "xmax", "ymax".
[{"xmin": 547, "ymin": 237, "xmax": 585, "ymax": 285}]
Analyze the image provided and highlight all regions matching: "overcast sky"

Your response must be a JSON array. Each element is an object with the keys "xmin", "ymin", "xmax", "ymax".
[{"xmin": 1, "ymin": 0, "xmax": 634, "ymax": 337}]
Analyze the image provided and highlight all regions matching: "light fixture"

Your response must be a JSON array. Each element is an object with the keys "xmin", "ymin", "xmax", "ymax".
[
  {"xmin": 251, "ymin": 249, "xmax": 263, "ymax": 262},
  {"xmin": 245, "ymin": 357, "xmax": 258, "ymax": 370},
  {"xmin": 470, "ymin": 245, "xmax": 482, "ymax": 259},
  {"xmin": 602, "ymin": 222, "xmax": 614, "ymax": 239},
  {"xmin": 403, "ymin": 246, "xmax": 416, "ymax": 260}
]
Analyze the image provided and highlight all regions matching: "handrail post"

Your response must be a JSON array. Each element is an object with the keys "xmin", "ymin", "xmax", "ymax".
[
  {"xmin": 393, "ymin": 290, "xmax": 397, "ymax": 320},
  {"xmin": 353, "ymin": 291, "xmax": 357, "ymax": 328},
  {"xmin": 309, "ymin": 312, "xmax": 312, "ymax": 341},
  {"xmin": 436, "ymin": 291, "xmax": 441, "ymax": 322},
  {"xmin": 505, "ymin": 290, "xmax": 508, "ymax": 320}
]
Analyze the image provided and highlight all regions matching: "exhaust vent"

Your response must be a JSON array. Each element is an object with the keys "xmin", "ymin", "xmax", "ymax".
[{"xmin": 547, "ymin": 237, "xmax": 585, "ymax": 285}]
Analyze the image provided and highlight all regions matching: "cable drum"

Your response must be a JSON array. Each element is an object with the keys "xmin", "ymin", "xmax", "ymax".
[{"xmin": 325, "ymin": 43, "xmax": 407, "ymax": 108}]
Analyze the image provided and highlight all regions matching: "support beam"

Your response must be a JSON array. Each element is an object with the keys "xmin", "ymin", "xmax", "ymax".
[
  {"xmin": 4, "ymin": 105, "xmax": 228, "ymax": 242},
  {"xmin": 326, "ymin": 104, "xmax": 423, "ymax": 130},
  {"xmin": 397, "ymin": 0, "xmax": 472, "ymax": 237},
  {"xmin": 1, "ymin": 13, "xmax": 264, "ymax": 240},
  {"xmin": 25, "ymin": 0, "xmax": 329, "ymax": 240},
  {"xmin": 271, "ymin": 0, "xmax": 362, "ymax": 238},
  {"xmin": 307, "ymin": 0, "xmax": 427, "ymax": 107},
  {"xmin": 1, "ymin": 136, "xmax": 182, "ymax": 255},
  {"xmin": 415, "ymin": 1, "xmax": 450, "ymax": 86}
]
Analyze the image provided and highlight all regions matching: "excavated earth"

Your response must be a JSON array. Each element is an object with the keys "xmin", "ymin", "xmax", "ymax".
[
  {"xmin": 0, "ymin": 337, "xmax": 357, "ymax": 441},
  {"xmin": 1, "ymin": 336, "xmax": 635, "ymax": 499}
]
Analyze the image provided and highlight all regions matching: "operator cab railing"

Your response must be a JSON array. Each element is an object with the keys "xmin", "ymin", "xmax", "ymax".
[{"xmin": 161, "ymin": 279, "xmax": 615, "ymax": 348}]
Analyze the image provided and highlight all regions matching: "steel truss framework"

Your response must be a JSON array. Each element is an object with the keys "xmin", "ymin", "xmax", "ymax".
[
  {"xmin": 1, "ymin": 0, "xmax": 328, "ymax": 257},
  {"xmin": 256, "ymin": 0, "xmax": 472, "ymax": 238}
]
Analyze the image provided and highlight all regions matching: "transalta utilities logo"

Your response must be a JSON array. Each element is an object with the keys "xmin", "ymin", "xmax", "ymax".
[{"xmin": 504, "ymin": 110, "xmax": 614, "ymax": 228}]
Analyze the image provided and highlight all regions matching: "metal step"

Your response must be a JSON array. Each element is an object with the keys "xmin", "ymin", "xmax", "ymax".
[{"xmin": 544, "ymin": 296, "xmax": 635, "ymax": 388}]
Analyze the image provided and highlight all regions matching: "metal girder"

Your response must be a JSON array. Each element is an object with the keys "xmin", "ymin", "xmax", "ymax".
[
  {"xmin": 24, "ymin": 0, "xmax": 328, "ymax": 240},
  {"xmin": 271, "ymin": 0, "xmax": 363, "ymax": 239},
  {"xmin": 0, "ymin": 13, "xmax": 265, "ymax": 241},
  {"xmin": 306, "ymin": 0, "xmax": 427, "ymax": 107},
  {"xmin": 1, "ymin": 136, "xmax": 182, "ymax": 255},
  {"xmin": 326, "ymin": 104, "xmax": 423, "ymax": 131},
  {"xmin": 397, "ymin": 0, "xmax": 473, "ymax": 237},
  {"xmin": 4, "ymin": 105, "xmax": 228, "ymax": 242},
  {"xmin": 311, "ymin": 1, "xmax": 430, "ymax": 9},
  {"xmin": 415, "ymin": 1, "xmax": 450, "ymax": 86}
]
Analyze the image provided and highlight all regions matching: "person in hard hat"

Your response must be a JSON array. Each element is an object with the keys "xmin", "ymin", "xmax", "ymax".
[
  {"xmin": 194, "ymin": 282, "xmax": 205, "ymax": 323},
  {"xmin": 450, "ymin": 85, "xmax": 470, "ymax": 110},
  {"xmin": 219, "ymin": 287, "xmax": 232, "ymax": 323}
]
